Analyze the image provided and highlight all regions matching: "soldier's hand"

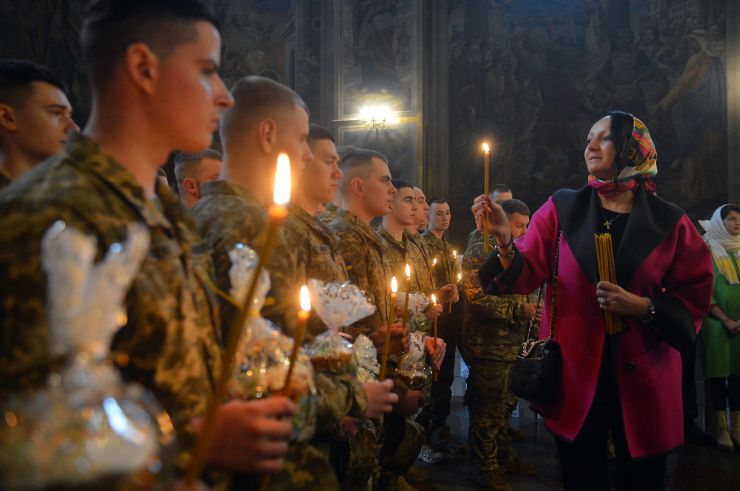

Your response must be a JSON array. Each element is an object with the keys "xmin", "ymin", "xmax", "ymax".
[
  {"xmin": 338, "ymin": 416, "xmax": 361, "ymax": 439},
  {"xmin": 424, "ymin": 336, "xmax": 446, "ymax": 370},
  {"xmin": 200, "ymin": 398, "xmax": 296, "ymax": 474},
  {"xmin": 369, "ymin": 324, "xmax": 409, "ymax": 354},
  {"xmin": 396, "ymin": 389, "xmax": 426, "ymax": 416},
  {"xmin": 363, "ymin": 379, "xmax": 398, "ymax": 420},
  {"xmin": 438, "ymin": 284, "xmax": 460, "ymax": 304}
]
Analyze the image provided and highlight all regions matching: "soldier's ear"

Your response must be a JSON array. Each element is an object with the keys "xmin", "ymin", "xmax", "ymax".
[
  {"xmin": 257, "ymin": 118, "xmax": 277, "ymax": 154},
  {"xmin": 125, "ymin": 43, "xmax": 159, "ymax": 95},
  {"xmin": 349, "ymin": 176, "xmax": 363, "ymax": 195},
  {"xmin": 0, "ymin": 104, "xmax": 18, "ymax": 132}
]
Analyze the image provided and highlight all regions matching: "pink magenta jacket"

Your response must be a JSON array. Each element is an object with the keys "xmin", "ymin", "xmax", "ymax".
[{"xmin": 479, "ymin": 186, "xmax": 713, "ymax": 458}]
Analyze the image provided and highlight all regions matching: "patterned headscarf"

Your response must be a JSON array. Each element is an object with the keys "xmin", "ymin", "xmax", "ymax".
[
  {"xmin": 700, "ymin": 205, "xmax": 740, "ymax": 284},
  {"xmin": 588, "ymin": 112, "xmax": 658, "ymax": 196}
]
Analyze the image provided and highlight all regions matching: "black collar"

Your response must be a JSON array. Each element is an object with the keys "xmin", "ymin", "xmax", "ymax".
[{"xmin": 552, "ymin": 185, "xmax": 684, "ymax": 287}]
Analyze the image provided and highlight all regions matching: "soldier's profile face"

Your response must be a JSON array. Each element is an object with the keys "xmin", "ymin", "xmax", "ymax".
[
  {"xmin": 413, "ymin": 187, "xmax": 429, "ymax": 229},
  {"xmin": 304, "ymin": 138, "xmax": 340, "ymax": 204},
  {"xmin": 151, "ymin": 21, "xmax": 233, "ymax": 152},
  {"xmin": 391, "ymin": 186, "xmax": 417, "ymax": 227},
  {"xmin": 429, "ymin": 202, "xmax": 450, "ymax": 231},
  {"xmin": 6, "ymin": 81, "xmax": 79, "ymax": 163},
  {"xmin": 362, "ymin": 158, "xmax": 395, "ymax": 217}
]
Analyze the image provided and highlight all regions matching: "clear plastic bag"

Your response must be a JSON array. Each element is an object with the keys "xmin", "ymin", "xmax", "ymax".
[
  {"xmin": 395, "ymin": 291, "xmax": 429, "ymax": 330},
  {"xmin": 0, "ymin": 221, "xmax": 175, "ymax": 491},
  {"xmin": 305, "ymin": 280, "xmax": 375, "ymax": 374},
  {"xmin": 226, "ymin": 243, "xmax": 316, "ymax": 442},
  {"xmin": 351, "ymin": 334, "xmax": 380, "ymax": 383},
  {"xmin": 396, "ymin": 332, "xmax": 431, "ymax": 390}
]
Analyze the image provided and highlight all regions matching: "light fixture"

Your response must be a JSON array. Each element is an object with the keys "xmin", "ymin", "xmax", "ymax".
[{"xmin": 359, "ymin": 104, "xmax": 393, "ymax": 130}]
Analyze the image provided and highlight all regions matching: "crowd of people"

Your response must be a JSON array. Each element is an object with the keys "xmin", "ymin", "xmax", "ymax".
[{"xmin": 0, "ymin": 2, "xmax": 738, "ymax": 491}]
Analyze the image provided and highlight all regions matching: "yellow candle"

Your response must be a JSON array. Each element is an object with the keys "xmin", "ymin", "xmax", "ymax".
[
  {"xmin": 401, "ymin": 264, "xmax": 411, "ymax": 327},
  {"xmin": 281, "ymin": 285, "xmax": 310, "ymax": 396},
  {"xmin": 431, "ymin": 293, "xmax": 439, "ymax": 381},
  {"xmin": 482, "ymin": 143, "xmax": 490, "ymax": 254},
  {"xmin": 187, "ymin": 153, "xmax": 291, "ymax": 486},
  {"xmin": 380, "ymin": 276, "xmax": 398, "ymax": 380}
]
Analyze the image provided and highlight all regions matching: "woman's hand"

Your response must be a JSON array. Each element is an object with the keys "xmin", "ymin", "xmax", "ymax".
[
  {"xmin": 471, "ymin": 195, "xmax": 511, "ymax": 240},
  {"xmin": 595, "ymin": 281, "xmax": 652, "ymax": 319}
]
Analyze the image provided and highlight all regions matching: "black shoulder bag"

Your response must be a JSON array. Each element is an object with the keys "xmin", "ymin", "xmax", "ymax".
[{"xmin": 509, "ymin": 231, "xmax": 562, "ymax": 404}]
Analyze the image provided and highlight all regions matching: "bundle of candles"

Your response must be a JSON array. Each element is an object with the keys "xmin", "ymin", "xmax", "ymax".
[{"xmin": 594, "ymin": 233, "xmax": 622, "ymax": 335}]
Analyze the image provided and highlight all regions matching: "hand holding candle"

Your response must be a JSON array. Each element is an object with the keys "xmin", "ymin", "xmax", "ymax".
[
  {"xmin": 186, "ymin": 153, "xmax": 291, "ymax": 486},
  {"xmin": 482, "ymin": 143, "xmax": 491, "ymax": 253},
  {"xmin": 379, "ymin": 277, "xmax": 398, "ymax": 380}
]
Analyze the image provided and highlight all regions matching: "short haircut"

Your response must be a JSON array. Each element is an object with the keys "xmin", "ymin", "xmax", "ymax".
[
  {"xmin": 173, "ymin": 148, "xmax": 222, "ymax": 183},
  {"xmin": 491, "ymin": 184, "xmax": 511, "ymax": 195},
  {"xmin": 720, "ymin": 204, "xmax": 740, "ymax": 220},
  {"xmin": 81, "ymin": 0, "xmax": 219, "ymax": 91},
  {"xmin": 308, "ymin": 124, "xmax": 335, "ymax": 145},
  {"xmin": 0, "ymin": 60, "xmax": 67, "ymax": 107},
  {"xmin": 221, "ymin": 75, "xmax": 308, "ymax": 145},
  {"xmin": 428, "ymin": 197, "xmax": 448, "ymax": 206},
  {"xmin": 338, "ymin": 148, "xmax": 388, "ymax": 195},
  {"xmin": 501, "ymin": 198, "xmax": 530, "ymax": 217},
  {"xmin": 391, "ymin": 179, "xmax": 414, "ymax": 192}
]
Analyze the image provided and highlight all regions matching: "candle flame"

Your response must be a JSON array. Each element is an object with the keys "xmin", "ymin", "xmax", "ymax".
[
  {"xmin": 431, "ymin": 293, "xmax": 437, "ymax": 305},
  {"xmin": 452, "ymin": 250, "xmax": 457, "ymax": 258},
  {"xmin": 405, "ymin": 264, "xmax": 411, "ymax": 278},
  {"xmin": 457, "ymin": 273, "xmax": 462, "ymax": 281},
  {"xmin": 433, "ymin": 258, "xmax": 438, "ymax": 266},
  {"xmin": 273, "ymin": 153, "xmax": 291, "ymax": 206},
  {"xmin": 391, "ymin": 276, "xmax": 398, "ymax": 293},
  {"xmin": 482, "ymin": 142, "xmax": 490, "ymax": 153},
  {"xmin": 299, "ymin": 285, "xmax": 311, "ymax": 312}
]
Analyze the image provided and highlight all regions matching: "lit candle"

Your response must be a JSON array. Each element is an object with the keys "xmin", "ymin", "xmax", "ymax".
[
  {"xmin": 431, "ymin": 293, "xmax": 439, "ymax": 382},
  {"xmin": 448, "ymin": 250, "xmax": 457, "ymax": 313},
  {"xmin": 482, "ymin": 143, "xmax": 491, "ymax": 254},
  {"xmin": 380, "ymin": 276, "xmax": 398, "ymax": 380},
  {"xmin": 186, "ymin": 153, "xmax": 291, "ymax": 485},
  {"xmin": 281, "ymin": 285, "xmax": 311, "ymax": 396},
  {"xmin": 457, "ymin": 272, "xmax": 462, "ymax": 283},
  {"xmin": 401, "ymin": 264, "xmax": 412, "ymax": 328}
]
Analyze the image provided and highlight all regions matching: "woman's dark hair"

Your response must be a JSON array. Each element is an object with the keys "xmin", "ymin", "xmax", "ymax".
[
  {"xmin": 605, "ymin": 110, "xmax": 633, "ymax": 173},
  {"xmin": 720, "ymin": 204, "xmax": 740, "ymax": 219}
]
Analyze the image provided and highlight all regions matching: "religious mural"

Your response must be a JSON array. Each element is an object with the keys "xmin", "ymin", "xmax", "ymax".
[{"xmin": 447, "ymin": 0, "xmax": 728, "ymax": 244}]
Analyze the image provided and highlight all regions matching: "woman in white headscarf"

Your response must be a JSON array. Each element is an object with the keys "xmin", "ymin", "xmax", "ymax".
[{"xmin": 700, "ymin": 203, "xmax": 740, "ymax": 451}]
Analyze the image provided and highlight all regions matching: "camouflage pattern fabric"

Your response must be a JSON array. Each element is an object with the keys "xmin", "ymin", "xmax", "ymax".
[
  {"xmin": 461, "ymin": 230, "xmax": 529, "ymax": 362},
  {"xmin": 0, "ymin": 135, "xmax": 223, "ymax": 469},
  {"xmin": 318, "ymin": 201, "xmax": 339, "ymax": 227},
  {"xmin": 466, "ymin": 359, "xmax": 512, "ymax": 475},
  {"xmin": 420, "ymin": 230, "xmax": 457, "ymax": 289},
  {"xmin": 377, "ymin": 227, "xmax": 434, "ymax": 334},
  {"xmin": 326, "ymin": 208, "xmax": 389, "ymax": 338},
  {"xmin": 191, "ymin": 180, "xmax": 301, "ymax": 338}
]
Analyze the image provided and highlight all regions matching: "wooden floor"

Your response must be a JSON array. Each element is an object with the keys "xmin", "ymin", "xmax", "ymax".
[{"xmin": 410, "ymin": 397, "xmax": 740, "ymax": 491}]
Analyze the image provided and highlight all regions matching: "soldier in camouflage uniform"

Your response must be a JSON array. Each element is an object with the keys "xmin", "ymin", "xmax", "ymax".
[
  {"xmin": 419, "ymin": 198, "xmax": 462, "ymax": 458},
  {"xmin": 0, "ymin": 2, "xmax": 297, "ymax": 485},
  {"xmin": 193, "ymin": 77, "xmax": 374, "ymax": 490},
  {"xmin": 0, "ymin": 59, "xmax": 79, "ymax": 188},
  {"xmin": 461, "ymin": 198, "xmax": 538, "ymax": 491}
]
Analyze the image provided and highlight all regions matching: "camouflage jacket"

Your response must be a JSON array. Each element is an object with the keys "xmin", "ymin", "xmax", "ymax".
[
  {"xmin": 318, "ymin": 202, "xmax": 339, "ymax": 226},
  {"xmin": 0, "ymin": 135, "xmax": 223, "ymax": 463},
  {"xmin": 377, "ymin": 227, "xmax": 435, "ymax": 334},
  {"xmin": 461, "ymin": 230, "xmax": 529, "ymax": 362},
  {"xmin": 191, "ymin": 180, "xmax": 301, "ymax": 337},
  {"xmin": 421, "ymin": 230, "xmax": 457, "ymax": 288},
  {"xmin": 0, "ymin": 172, "xmax": 11, "ymax": 190},
  {"xmin": 283, "ymin": 204, "xmax": 368, "ymax": 431},
  {"xmin": 326, "ymin": 209, "xmax": 389, "ymax": 339}
]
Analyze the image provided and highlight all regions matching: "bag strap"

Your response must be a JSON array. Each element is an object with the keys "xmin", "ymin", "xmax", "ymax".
[
  {"xmin": 521, "ymin": 229, "xmax": 561, "ymax": 351},
  {"xmin": 547, "ymin": 230, "xmax": 562, "ymax": 339}
]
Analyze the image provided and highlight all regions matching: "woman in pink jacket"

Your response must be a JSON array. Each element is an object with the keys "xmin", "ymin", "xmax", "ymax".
[{"xmin": 474, "ymin": 111, "xmax": 713, "ymax": 490}]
